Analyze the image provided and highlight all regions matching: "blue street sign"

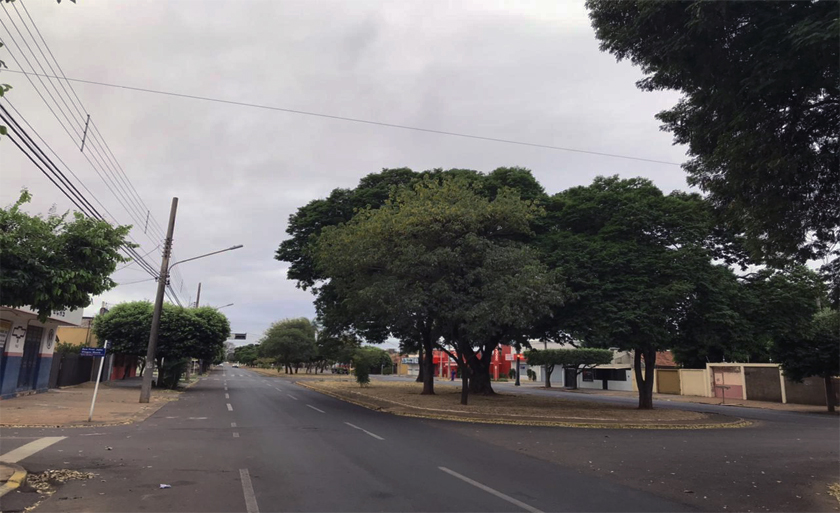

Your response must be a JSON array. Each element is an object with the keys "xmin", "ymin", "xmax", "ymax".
[{"xmin": 80, "ymin": 347, "xmax": 107, "ymax": 357}]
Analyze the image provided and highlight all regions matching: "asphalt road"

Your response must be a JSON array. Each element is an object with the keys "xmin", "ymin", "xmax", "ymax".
[{"xmin": 1, "ymin": 368, "xmax": 837, "ymax": 512}]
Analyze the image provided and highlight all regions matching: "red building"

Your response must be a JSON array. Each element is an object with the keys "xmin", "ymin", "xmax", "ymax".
[{"xmin": 430, "ymin": 345, "xmax": 517, "ymax": 379}]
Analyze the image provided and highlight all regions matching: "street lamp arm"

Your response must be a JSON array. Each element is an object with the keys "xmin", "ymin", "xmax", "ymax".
[{"xmin": 168, "ymin": 245, "xmax": 243, "ymax": 271}]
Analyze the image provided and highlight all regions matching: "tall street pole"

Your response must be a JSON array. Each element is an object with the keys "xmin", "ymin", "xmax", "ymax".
[
  {"xmin": 140, "ymin": 197, "xmax": 178, "ymax": 403},
  {"xmin": 195, "ymin": 282, "xmax": 201, "ymax": 307}
]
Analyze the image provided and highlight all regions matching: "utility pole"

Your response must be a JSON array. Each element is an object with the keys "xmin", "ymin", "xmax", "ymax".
[
  {"xmin": 195, "ymin": 282, "xmax": 201, "ymax": 307},
  {"xmin": 140, "ymin": 198, "xmax": 178, "ymax": 403}
]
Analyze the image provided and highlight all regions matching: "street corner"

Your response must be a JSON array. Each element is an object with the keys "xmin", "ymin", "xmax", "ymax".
[{"xmin": 0, "ymin": 461, "xmax": 28, "ymax": 498}]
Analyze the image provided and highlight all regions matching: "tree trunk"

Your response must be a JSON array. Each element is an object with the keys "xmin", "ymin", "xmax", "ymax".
[
  {"xmin": 825, "ymin": 375, "xmax": 837, "ymax": 413},
  {"xmin": 635, "ymin": 349, "xmax": 656, "ymax": 410},
  {"xmin": 460, "ymin": 366, "xmax": 469, "ymax": 405},
  {"xmin": 545, "ymin": 364, "xmax": 553, "ymax": 388},
  {"xmin": 416, "ymin": 344, "xmax": 425, "ymax": 383},
  {"xmin": 468, "ymin": 370, "xmax": 495, "ymax": 395},
  {"xmin": 421, "ymin": 340, "xmax": 435, "ymax": 395}
]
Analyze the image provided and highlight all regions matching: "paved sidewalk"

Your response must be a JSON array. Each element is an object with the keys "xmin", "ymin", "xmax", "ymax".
[{"xmin": 0, "ymin": 382, "xmax": 181, "ymax": 427}]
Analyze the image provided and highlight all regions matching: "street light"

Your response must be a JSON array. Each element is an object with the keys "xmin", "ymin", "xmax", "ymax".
[
  {"xmin": 214, "ymin": 303, "xmax": 234, "ymax": 310},
  {"xmin": 139, "ymin": 200, "xmax": 243, "ymax": 403}
]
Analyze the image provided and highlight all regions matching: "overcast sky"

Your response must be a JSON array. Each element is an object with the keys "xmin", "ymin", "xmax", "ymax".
[{"xmin": 1, "ymin": 0, "xmax": 689, "ymax": 349}]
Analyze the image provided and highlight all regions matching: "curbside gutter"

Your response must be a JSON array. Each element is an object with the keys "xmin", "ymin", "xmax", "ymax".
[
  {"xmin": 0, "ymin": 462, "xmax": 27, "ymax": 498},
  {"xmin": 296, "ymin": 381, "xmax": 753, "ymax": 430}
]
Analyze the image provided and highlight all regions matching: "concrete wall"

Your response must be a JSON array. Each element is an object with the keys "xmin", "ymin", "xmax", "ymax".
[
  {"xmin": 784, "ymin": 376, "xmax": 832, "ymax": 406},
  {"xmin": 55, "ymin": 326, "xmax": 98, "ymax": 347},
  {"xmin": 679, "ymin": 369, "xmax": 709, "ymax": 397}
]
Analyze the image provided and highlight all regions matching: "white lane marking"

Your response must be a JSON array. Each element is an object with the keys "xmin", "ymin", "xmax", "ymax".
[
  {"xmin": 231, "ymin": 422, "xmax": 237, "ymax": 428},
  {"xmin": 239, "ymin": 468, "xmax": 260, "ymax": 513},
  {"xmin": 227, "ymin": 403, "xmax": 234, "ymax": 411},
  {"xmin": 306, "ymin": 404, "xmax": 325, "ymax": 413},
  {"xmin": 344, "ymin": 422, "xmax": 384, "ymax": 440},
  {"xmin": 0, "ymin": 437, "xmax": 67, "ymax": 463},
  {"xmin": 438, "ymin": 467, "xmax": 543, "ymax": 513},
  {"xmin": 225, "ymin": 393, "xmax": 230, "ymax": 399},
  {"xmin": 233, "ymin": 432, "xmax": 240, "ymax": 438},
  {"xmin": 224, "ymin": 386, "xmax": 228, "ymax": 391},
  {"xmin": 273, "ymin": 386, "xmax": 283, "ymax": 392},
  {"xmin": 287, "ymin": 394, "xmax": 298, "ymax": 401}
]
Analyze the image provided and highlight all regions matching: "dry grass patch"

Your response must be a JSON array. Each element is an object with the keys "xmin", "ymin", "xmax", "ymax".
[
  {"xmin": 302, "ymin": 379, "xmax": 748, "ymax": 428},
  {"xmin": 247, "ymin": 368, "xmax": 349, "ymax": 380}
]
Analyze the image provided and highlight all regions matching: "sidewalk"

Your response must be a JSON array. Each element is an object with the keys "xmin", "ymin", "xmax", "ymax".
[{"xmin": 0, "ymin": 381, "xmax": 181, "ymax": 427}]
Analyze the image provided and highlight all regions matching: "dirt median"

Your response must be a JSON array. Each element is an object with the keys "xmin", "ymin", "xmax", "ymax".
[{"xmin": 299, "ymin": 379, "xmax": 750, "ymax": 429}]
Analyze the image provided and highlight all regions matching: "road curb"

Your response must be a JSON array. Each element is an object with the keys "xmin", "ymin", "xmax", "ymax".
[
  {"xmin": 297, "ymin": 382, "xmax": 753, "ymax": 430},
  {"xmin": 0, "ymin": 462, "xmax": 27, "ymax": 498}
]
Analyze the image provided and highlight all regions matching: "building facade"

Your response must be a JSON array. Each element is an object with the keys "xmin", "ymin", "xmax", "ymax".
[{"xmin": 0, "ymin": 306, "xmax": 83, "ymax": 399}]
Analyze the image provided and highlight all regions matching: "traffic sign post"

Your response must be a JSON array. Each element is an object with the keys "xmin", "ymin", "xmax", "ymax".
[{"xmin": 83, "ymin": 342, "xmax": 108, "ymax": 422}]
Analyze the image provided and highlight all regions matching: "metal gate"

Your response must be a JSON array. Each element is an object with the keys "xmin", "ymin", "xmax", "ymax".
[{"xmin": 17, "ymin": 325, "xmax": 43, "ymax": 391}]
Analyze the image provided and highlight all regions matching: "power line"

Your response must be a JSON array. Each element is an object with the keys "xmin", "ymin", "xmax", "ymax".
[
  {"xmin": 0, "ymin": 104, "xmax": 161, "ymax": 278},
  {"xmin": 2, "ymin": 68, "xmax": 683, "ymax": 167},
  {"xmin": 1, "ymin": 9, "xmax": 187, "ymax": 305}
]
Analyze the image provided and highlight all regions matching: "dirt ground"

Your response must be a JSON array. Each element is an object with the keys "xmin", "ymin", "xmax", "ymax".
[
  {"xmin": 0, "ymin": 382, "xmax": 179, "ymax": 427},
  {"xmin": 248, "ymin": 367, "xmax": 346, "ymax": 380},
  {"xmin": 299, "ymin": 378, "xmax": 747, "ymax": 428}
]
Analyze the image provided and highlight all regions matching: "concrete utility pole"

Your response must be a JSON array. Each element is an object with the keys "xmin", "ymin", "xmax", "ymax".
[
  {"xmin": 140, "ymin": 197, "xmax": 178, "ymax": 403},
  {"xmin": 195, "ymin": 282, "xmax": 201, "ymax": 307}
]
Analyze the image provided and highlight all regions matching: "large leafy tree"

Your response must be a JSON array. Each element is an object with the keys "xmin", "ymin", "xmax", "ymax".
[
  {"xmin": 232, "ymin": 344, "xmax": 259, "ymax": 366},
  {"xmin": 538, "ymin": 176, "xmax": 717, "ymax": 409},
  {"xmin": 93, "ymin": 301, "xmax": 216, "ymax": 387},
  {"xmin": 1, "ymin": 191, "xmax": 131, "ymax": 321},
  {"xmin": 258, "ymin": 318, "xmax": 317, "ymax": 373},
  {"xmin": 587, "ymin": 1, "xmax": 839, "ymax": 267},
  {"xmin": 774, "ymin": 309, "xmax": 839, "ymax": 412},
  {"xmin": 316, "ymin": 178, "xmax": 564, "ymax": 402},
  {"xmin": 191, "ymin": 307, "xmax": 232, "ymax": 364}
]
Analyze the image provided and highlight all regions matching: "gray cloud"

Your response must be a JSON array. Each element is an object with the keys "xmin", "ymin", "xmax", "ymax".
[{"xmin": 1, "ymin": 0, "xmax": 688, "ymax": 345}]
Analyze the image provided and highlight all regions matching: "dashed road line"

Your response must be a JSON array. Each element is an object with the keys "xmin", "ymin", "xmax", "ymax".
[
  {"xmin": 344, "ymin": 422, "xmax": 384, "ymax": 440},
  {"xmin": 239, "ymin": 469, "xmax": 260, "ymax": 513},
  {"xmin": 288, "ymin": 394, "xmax": 298, "ymax": 401},
  {"xmin": 438, "ymin": 467, "xmax": 543, "ymax": 513},
  {"xmin": 306, "ymin": 404, "xmax": 325, "ymax": 413},
  {"xmin": 0, "ymin": 437, "xmax": 67, "ymax": 463},
  {"xmin": 231, "ymin": 422, "xmax": 237, "ymax": 428},
  {"xmin": 233, "ymin": 432, "xmax": 240, "ymax": 438},
  {"xmin": 227, "ymin": 403, "xmax": 234, "ymax": 411},
  {"xmin": 225, "ymin": 393, "xmax": 230, "ymax": 399}
]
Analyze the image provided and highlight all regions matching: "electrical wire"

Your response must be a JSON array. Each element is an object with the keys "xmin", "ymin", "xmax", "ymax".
[{"xmin": 1, "ymin": 67, "xmax": 683, "ymax": 167}]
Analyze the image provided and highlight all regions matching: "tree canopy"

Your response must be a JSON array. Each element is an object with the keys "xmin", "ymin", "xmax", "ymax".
[
  {"xmin": 587, "ymin": 0, "xmax": 839, "ymax": 266},
  {"xmin": 316, "ymin": 177, "xmax": 564, "ymax": 402},
  {"xmin": 1, "ymin": 191, "xmax": 131, "ymax": 321},
  {"xmin": 537, "ymin": 176, "xmax": 717, "ymax": 408},
  {"xmin": 258, "ymin": 318, "xmax": 317, "ymax": 373}
]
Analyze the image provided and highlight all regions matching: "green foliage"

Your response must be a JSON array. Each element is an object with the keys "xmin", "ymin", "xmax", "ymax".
[
  {"xmin": 93, "ymin": 301, "xmax": 229, "ymax": 367},
  {"xmin": 508, "ymin": 369, "xmax": 516, "ymax": 380},
  {"xmin": 587, "ymin": 1, "xmax": 839, "ymax": 265},
  {"xmin": 0, "ymin": 191, "xmax": 132, "ymax": 321},
  {"xmin": 538, "ymin": 176, "xmax": 715, "ymax": 354},
  {"xmin": 233, "ymin": 344, "xmax": 259, "ymax": 366},
  {"xmin": 352, "ymin": 349, "xmax": 372, "ymax": 386},
  {"xmin": 258, "ymin": 318, "xmax": 317, "ymax": 371},
  {"xmin": 254, "ymin": 357, "xmax": 275, "ymax": 369},
  {"xmin": 54, "ymin": 341, "xmax": 79, "ymax": 355},
  {"xmin": 315, "ymin": 177, "xmax": 565, "ymax": 399},
  {"xmin": 524, "ymin": 348, "xmax": 613, "ymax": 369},
  {"xmin": 774, "ymin": 308, "xmax": 838, "ymax": 382},
  {"xmin": 355, "ymin": 346, "xmax": 391, "ymax": 374}
]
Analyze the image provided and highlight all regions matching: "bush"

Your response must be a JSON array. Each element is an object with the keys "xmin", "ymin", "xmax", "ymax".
[
  {"xmin": 508, "ymin": 369, "xmax": 516, "ymax": 379},
  {"xmin": 352, "ymin": 351, "xmax": 371, "ymax": 386}
]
